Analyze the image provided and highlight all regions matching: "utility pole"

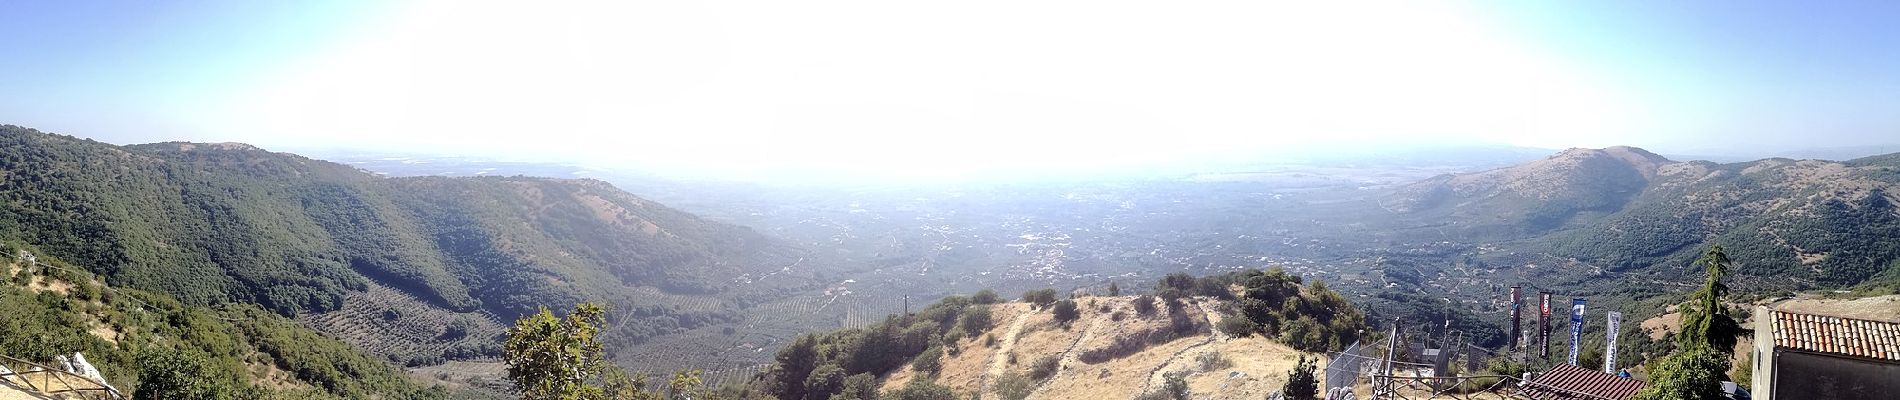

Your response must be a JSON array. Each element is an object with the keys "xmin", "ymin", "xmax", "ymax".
[{"xmin": 903, "ymin": 295, "xmax": 910, "ymax": 316}]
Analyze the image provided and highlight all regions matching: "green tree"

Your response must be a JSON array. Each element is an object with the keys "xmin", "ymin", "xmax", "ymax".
[
  {"xmin": 1678, "ymin": 246, "xmax": 1741, "ymax": 353},
  {"xmin": 832, "ymin": 373, "xmax": 878, "ymax": 400},
  {"xmin": 1107, "ymin": 282, "xmax": 1121, "ymax": 296},
  {"xmin": 1631, "ymin": 347, "xmax": 1730, "ymax": 400},
  {"xmin": 771, "ymin": 335, "xmax": 821, "ymax": 400},
  {"xmin": 1282, "ymin": 355, "xmax": 1319, "ymax": 400},
  {"xmin": 803, "ymin": 364, "xmax": 846, "ymax": 400},
  {"xmin": 132, "ymin": 347, "xmax": 236, "ymax": 400},
  {"xmin": 503, "ymin": 303, "xmax": 612, "ymax": 400},
  {"xmin": 601, "ymin": 368, "xmax": 661, "ymax": 400}
]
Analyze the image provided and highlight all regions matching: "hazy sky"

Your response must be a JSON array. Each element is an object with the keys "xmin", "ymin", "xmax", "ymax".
[{"xmin": 4, "ymin": 1, "xmax": 1899, "ymax": 180}]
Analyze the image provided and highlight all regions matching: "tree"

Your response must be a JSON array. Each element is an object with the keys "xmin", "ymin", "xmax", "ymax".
[
  {"xmin": 1051, "ymin": 299, "xmax": 1080, "ymax": 324},
  {"xmin": 667, "ymin": 370, "xmax": 703, "ymax": 400},
  {"xmin": 972, "ymin": 289, "xmax": 1001, "ymax": 304},
  {"xmin": 1631, "ymin": 347, "xmax": 1730, "ymax": 400},
  {"xmin": 1678, "ymin": 246, "xmax": 1741, "ymax": 353},
  {"xmin": 771, "ymin": 335, "xmax": 821, "ymax": 400},
  {"xmin": 993, "ymin": 370, "xmax": 1032, "ymax": 400},
  {"xmin": 803, "ymin": 364, "xmax": 846, "ymax": 400},
  {"xmin": 133, "ymin": 347, "xmax": 236, "ymax": 400},
  {"xmin": 1107, "ymin": 282, "xmax": 1121, "ymax": 296},
  {"xmin": 833, "ymin": 373, "xmax": 878, "ymax": 400},
  {"xmin": 1632, "ymin": 246, "xmax": 1741, "ymax": 400},
  {"xmin": 503, "ymin": 303, "xmax": 609, "ymax": 400},
  {"xmin": 601, "ymin": 368, "xmax": 661, "ymax": 400},
  {"xmin": 1283, "ymin": 355, "xmax": 1319, "ymax": 400}
]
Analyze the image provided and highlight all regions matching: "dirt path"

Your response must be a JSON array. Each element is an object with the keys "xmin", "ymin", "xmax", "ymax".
[
  {"xmin": 1137, "ymin": 300, "xmax": 1228, "ymax": 396},
  {"xmin": 980, "ymin": 308, "xmax": 1035, "ymax": 398},
  {"xmin": 1023, "ymin": 316, "xmax": 1108, "ymax": 399}
]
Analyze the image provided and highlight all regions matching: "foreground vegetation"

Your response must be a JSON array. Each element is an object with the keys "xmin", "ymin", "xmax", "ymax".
[{"xmin": 0, "ymin": 241, "xmax": 451, "ymax": 399}]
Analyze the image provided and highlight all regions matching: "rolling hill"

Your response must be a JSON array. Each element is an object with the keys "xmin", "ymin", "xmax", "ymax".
[
  {"xmin": 0, "ymin": 125, "xmax": 824, "ymax": 370},
  {"xmin": 1389, "ymin": 146, "xmax": 1900, "ymax": 290}
]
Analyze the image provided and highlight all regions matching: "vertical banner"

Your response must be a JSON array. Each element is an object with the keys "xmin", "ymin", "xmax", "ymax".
[
  {"xmin": 1538, "ymin": 292, "xmax": 1552, "ymax": 358},
  {"xmin": 1567, "ymin": 298, "xmax": 1586, "ymax": 365},
  {"xmin": 1509, "ymin": 287, "xmax": 1522, "ymax": 352},
  {"xmin": 1605, "ymin": 311, "xmax": 1622, "ymax": 373}
]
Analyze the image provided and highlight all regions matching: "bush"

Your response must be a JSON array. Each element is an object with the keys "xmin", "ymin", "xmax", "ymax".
[
  {"xmin": 1158, "ymin": 371, "xmax": 1189, "ymax": 400},
  {"xmin": 1283, "ymin": 355, "xmax": 1319, "ymax": 400},
  {"xmin": 1217, "ymin": 313, "xmax": 1255, "ymax": 337},
  {"xmin": 1022, "ymin": 289, "xmax": 1059, "ymax": 307},
  {"xmin": 883, "ymin": 378, "xmax": 962, "ymax": 400},
  {"xmin": 1630, "ymin": 347, "xmax": 1730, "ymax": 400},
  {"xmin": 993, "ymin": 370, "xmax": 1032, "ymax": 400},
  {"xmin": 912, "ymin": 346, "xmax": 944, "ymax": 376},
  {"xmin": 1194, "ymin": 351, "xmax": 1232, "ymax": 371},
  {"xmin": 1134, "ymin": 295, "xmax": 1157, "ymax": 316},
  {"xmin": 972, "ymin": 289, "xmax": 1001, "ymax": 304},
  {"xmin": 1051, "ymin": 300, "xmax": 1080, "ymax": 324},
  {"xmin": 959, "ymin": 306, "xmax": 992, "ymax": 336},
  {"xmin": 1028, "ymin": 355, "xmax": 1060, "ymax": 380}
]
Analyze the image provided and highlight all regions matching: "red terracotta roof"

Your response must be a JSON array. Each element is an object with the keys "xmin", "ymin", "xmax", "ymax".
[
  {"xmin": 1770, "ymin": 309, "xmax": 1900, "ymax": 361},
  {"xmin": 1518, "ymin": 363, "xmax": 1647, "ymax": 400}
]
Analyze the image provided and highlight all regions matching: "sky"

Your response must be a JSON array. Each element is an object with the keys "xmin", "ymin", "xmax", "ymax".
[{"xmin": 3, "ymin": 1, "xmax": 1899, "ymax": 181}]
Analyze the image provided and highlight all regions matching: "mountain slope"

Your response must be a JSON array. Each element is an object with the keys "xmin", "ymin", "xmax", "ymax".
[
  {"xmin": 0, "ymin": 241, "xmax": 457, "ymax": 398},
  {"xmin": 1388, "ymin": 146, "xmax": 1669, "ymax": 236},
  {"xmin": 1389, "ymin": 146, "xmax": 1900, "ymax": 289},
  {"xmin": 0, "ymin": 125, "xmax": 817, "ymax": 366}
]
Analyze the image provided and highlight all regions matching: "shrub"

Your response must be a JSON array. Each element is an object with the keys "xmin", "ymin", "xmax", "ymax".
[
  {"xmin": 992, "ymin": 370, "xmax": 1032, "ymax": 400},
  {"xmin": 1195, "ymin": 351, "xmax": 1232, "ymax": 371},
  {"xmin": 1283, "ymin": 355, "xmax": 1319, "ymax": 400},
  {"xmin": 1111, "ymin": 311, "xmax": 1126, "ymax": 322},
  {"xmin": 1028, "ymin": 355, "xmax": 1060, "ymax": 380},
  {"xmin": 959, "ymin": 306, "xmax": 992, "ymax": 336},
  {"xmin": 972, "ymin": 289, "xmax": 1001, "ymax": 305},
  {"xmin": 1134, "ymin": 295, "xmax": 1157, "ymax": 316},
  {"xmin": 1217, "ymin": 313, "xmax": 1255, "ymax": 337},
  {"xmin": 1021, "ymin": 289, "xmax": 1059, "ymax": 307},
  {"xmin": 1051, "ymin": 300, "xmax": 1080, "ymax": 324},
  {"xmin": 912, "ymin": 346, "xmax": 943, "ymax": 376}
]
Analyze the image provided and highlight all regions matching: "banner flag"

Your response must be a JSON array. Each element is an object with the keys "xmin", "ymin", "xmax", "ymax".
[
  {"xmin": 1510, "ymin": 287, "xmax": 1522, "ymax": 352},
  {"xmin": 1605, "ymin": 311, "xmax": 1622, "ymax": 373},
  {"xmin": 1568, "ymin": 298, "xmax": 1586, "ymax": 365},
  {"xmin": 1538, "ymin": 292, "xmax": 1552, "ymax": 358}
]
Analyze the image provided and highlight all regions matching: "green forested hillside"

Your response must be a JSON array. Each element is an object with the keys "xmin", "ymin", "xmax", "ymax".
[
  {"xmin": 0, "ymin": 240, "xmax": 454, "ymax": 399},
  {"xmin": 0, "ymin": 125, "xmax": 810, "ymax": 366},
  {"xmin": 1391, "ymin": 146, "xmax": 1900, "ymax": 291}
]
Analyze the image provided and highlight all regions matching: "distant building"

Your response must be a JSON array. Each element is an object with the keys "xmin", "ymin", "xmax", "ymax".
[{"xmin": 1750, "ymin": 305, "xmax": 1900, "ymax": 399}]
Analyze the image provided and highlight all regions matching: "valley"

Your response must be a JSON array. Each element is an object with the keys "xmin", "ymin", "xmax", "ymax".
[{"xmin": 5, "ymin": 123, "xmax": 1900, "ymax": 397}]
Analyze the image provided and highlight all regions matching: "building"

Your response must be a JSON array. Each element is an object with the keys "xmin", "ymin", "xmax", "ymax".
[
  {"xmin": 1517, "ymin": 363, "xmax": 1647, "ymax": 400},
  {"xmin": 1750, "ymin": 304, "xmax": 1900, "ymax": 399}
]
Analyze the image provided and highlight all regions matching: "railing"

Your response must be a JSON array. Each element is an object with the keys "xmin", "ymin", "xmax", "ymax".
[
  {"xmin": 1368, "ymin": 374, "xmax": 1522, "ymax": 400},
  {"xmin": 0, "ymin": 354, "xmax": 125, "ymax": 400}
]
